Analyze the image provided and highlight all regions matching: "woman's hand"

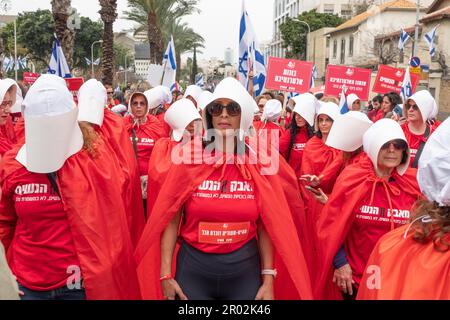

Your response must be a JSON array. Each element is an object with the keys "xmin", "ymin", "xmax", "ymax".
[
  {"xmin": 299, "ymin": 174, "xmax": 322, "ymax": 187},
  {"xmin": 161, "ymin": 278, "xmax": 188, "ymax": 300},
  {"xmin": 305, "ymin": 186, "xmax": 328, "ymax": 204},
  {"xmin": 255, "ymin": 277, "xmax": 274, "ymax": 300},
  {"xmin": 333, "ymin": 264, "xmax": 355, "ymax": 295}
]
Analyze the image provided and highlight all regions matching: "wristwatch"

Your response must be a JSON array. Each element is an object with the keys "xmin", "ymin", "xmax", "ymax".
[{"xmin": 261, "ymin": 269, "xmax": 277, "ymax": 278}]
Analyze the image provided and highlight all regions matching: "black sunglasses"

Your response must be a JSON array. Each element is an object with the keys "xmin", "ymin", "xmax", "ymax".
[
  {"xmin": 381, "ymin": 139, "xmax": 407, "ymax": 151},
  {"xmin": 207, "ymin": 102, "xmax": 241, "ymax": 117}
]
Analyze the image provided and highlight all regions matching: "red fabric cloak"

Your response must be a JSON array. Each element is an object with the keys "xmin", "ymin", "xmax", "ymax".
[
  {"xmin": 357, "ymin": 225, "xmax": 450, "ymax": 300},
  {"xmin": 0, "ymin": 117, "xmax": 17, "ymax": 156},
  {"xmin": 1, "ymin": 140, "xmax": 141, "ymax": 300},
  {"xmin": 134, "ymin": 139, "xmax": 313, "ymax": 300},
  {"xmin": 315, "ymin": 154, "xmax": 422, "ymax": 299}
]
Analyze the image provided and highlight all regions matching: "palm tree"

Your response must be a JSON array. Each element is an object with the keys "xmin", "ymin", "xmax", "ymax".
[
  {"xmin": 124, "ymin": 0, "xmax": 200, "ymax": 64},
  {"xmin": 99, "ymin": 0, "xmax": 117, "ymax": 85},
  {"xmin": 166, "ymin": 20, "xmax": 204, "ymax": 81},
  {"xmin": 51, "ymin": 0, "xmax": 75, "ymax": 68}
]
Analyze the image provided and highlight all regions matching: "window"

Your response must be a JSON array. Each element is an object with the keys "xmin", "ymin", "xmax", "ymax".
[
  {"xmin": 340, "ymin": 38, "xmax": 346, "ymax": 64},
  {"xmin": 333, "ymin": 40, "xmax": 337, "ymax": 58},
  {"xmin": 341, "ymin": 4, "xmax": 352, "ymax": 18},
  {"xmin": 324, "ymin": 4, "xmax": 335, "ymax": 14},
  {"xmin": 349, "ymin": 36, "xmax": 354, "ymax": 57},
  {"xmin": 326, "ymin": 36, "xmax": 330, "ymax": 48}
]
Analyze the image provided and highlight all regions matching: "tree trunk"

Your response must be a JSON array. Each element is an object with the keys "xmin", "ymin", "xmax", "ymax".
[
  {"xmin": 190, "ymin": 46, "xmax": 198, "ymax": 84},
  {"xmin": 99, "ymin": 0, "xmax": 117, "ymax": 85},
  {"xmin": 147, "ymin": 11, "xmax": 164, "ymax": 64},
  {"xmin": 51, "ymin": 0, "xmax": 75, "ymax": 69}
]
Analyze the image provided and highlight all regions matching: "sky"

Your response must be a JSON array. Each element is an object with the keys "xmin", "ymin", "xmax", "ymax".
[{"xmin": 6, "ymin": 0, "xmax": 274, "ymax": 61}]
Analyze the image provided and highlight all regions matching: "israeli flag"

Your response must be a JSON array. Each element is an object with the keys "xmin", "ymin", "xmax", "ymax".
[
  {"xmin": 18, "ymin": 57, "xmax": 27, "ymax": 70},
  {"xmin": 339, "ymin": 85, "xmax": 349, "ymax": 114},
  {"xmin": 400, "ymin": 66, "xmax": 413, "ymax": 101},
  {"xmin": 310, "ymin": 65, "xmax": 317, "ymax": 89},
  {"xmin": 195, "ymin": 73, "xmax": 205, "ymax": 88},
  {"xmin": 48, "ymin": 36, "xmax": 71, "ymax": 78},
  {"xmin": 398, "ymin": 29, "xmax": 410, "ymax": 52},
  {"xmin": 424, "ymin": 25, "xmax": 438, "ymax": 58},
  {"xmin": 239, "ymin": 0, "xmax": 266, "ymax": 97},
  {"xmin": 85, "ymin": 57, "xmax": 101, "ymax": 66},
  {"xmin": 162, "ymin": 35, "xmax": 177, "ymax": 89},
  {"xmin": 2, "ymin": 56, "xmax": 11, "ymax": 72}
]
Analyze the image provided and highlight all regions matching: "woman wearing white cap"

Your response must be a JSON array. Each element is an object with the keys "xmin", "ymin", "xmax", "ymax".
[
  {"xmin": 146, "ymin": 98, "xmax": 202, "ymax": 216},
  {"xmin": 144, "ymin": 86, "xmax": 173, "ymax": 135},
  {"xmin": 0, "ymin": 75, "xmax": 140, "ymax": 300},
  {"xmin": 124, "ymin": 91, "xmax": 166, "ymax": 210},
  {"xmin": 279, "ymin": 93, "xmax": 317, "ymax": 177},
  {"xmin": 253, "ymin": 99, "xmax": 285, "ymax": 138},
  {"xmin": 301, "ymin": 102, "xmax": 341, "ymax": 183},
  {"xmin": 358, "ymin": 117, "xmax": 450, "ymax": 299},
  {"xmin": 346, "ymin": 94, "xmax": 361, "ymax": 112},
  {"xmin": 315, "ymin": 119, "xmax": 422, "ymax": 300},
  {"xmin": 401, "ymin": 90, "xmax": 440, "ymax": 168},
  {"xmin": 135, "ymin": 77, "xmax": 313, "ymax": 300},
  {"xmin": 0, "ymin": 79, "xmax": 19, "ymax": 156},
  {"xmin": 77, "ymin": 79, "xmax": 145, "ymax": 247},
  {"xmin": 183, "ymin": 85, "xmax": 203, "ymax": 107}
]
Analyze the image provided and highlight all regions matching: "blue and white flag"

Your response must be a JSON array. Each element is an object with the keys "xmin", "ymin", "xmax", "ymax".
[
  {"xmin": 339, "ymin": 85, "xmax": 349, "ymax": 114},
  {"xmin": 48, "ymin": 36, "xmax": 71, "ymax": 78},
  {"xmin": 310, "ymin": 65, "xmax": 317, "ymax": 89},
  {"xmin": 239, "ymin": 0, "xmax": 266, "ymax": 97},
  {"xmin": 424, "ymin": 25, "xmax": 439, "ymax": 58},
  {"xmin": 195, "ymin": 73, "xmax": 205, "ymax": 88},
  {"xmin": 85, "ymin": 57, "xmax": 101, "ymax": 66},
  {"xmin": 162, "ymin": 35, "xmax": 177, "ymax": 89},
  {"xmin": 17, "ymin": 56, "xmax": 27, "ymax": 70},
  {"xmin": 400, "ymin": 66, "xmax": 413, "ymax": 102},
  {"xmin": 398, "ymin": 29, "xmax": 411, "ymax": 52},
  {"xmin": 2, "ymin": 56, "xmax": 13, "ymax": 72}
]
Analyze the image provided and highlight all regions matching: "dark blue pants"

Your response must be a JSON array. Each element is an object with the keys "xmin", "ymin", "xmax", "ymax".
[
  {"xmin": 18, "ymin": 284, "xmax": 86, "ymax": 300},
  {"xmin": 175, "ymin": 238, "xmax": 262, "ymax": 300}
]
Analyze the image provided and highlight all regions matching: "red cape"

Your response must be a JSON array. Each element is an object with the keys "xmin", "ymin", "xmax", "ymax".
[
  {"xmin": 135, "ymin": 139, "xmax": 313, "ymax": 300},
  {"xmin": 0, "ymin": 117, "xmax": 17, "ymax": 156},
  {"xmin": 123, "ymin": 114, "xmax": 168, "ymax": 141},
  {"xmin": 2, "ymin": 141, "xmax": 141, "ymax": 300},
  {"xmin": 315, "ymin": 154, "xmax": 422, "ymax": 299},
  {"xmin": 357, "ymin": 225, "xmax": 450, "ymax": 300},
  {"xmin": 100, "ymin": 109, "xmax": 145, "ymax": 247}
]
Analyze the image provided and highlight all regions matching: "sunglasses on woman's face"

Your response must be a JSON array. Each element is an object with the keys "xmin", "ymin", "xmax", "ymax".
[
  {"xmin": 207, "ymin": 102, "xmax": 241, "ymax": 117},
  {"xmin": 381, "ymin": 140, "xmax": 408, "ymax": 151},
  {"xmin": 407, "ymin": 104, "xmax": 419, "ymax": 111}
]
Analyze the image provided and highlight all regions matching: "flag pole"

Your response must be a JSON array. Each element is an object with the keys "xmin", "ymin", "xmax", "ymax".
[
  {"xmin": 413, "ymin": 0, "xmax": 420, "ymax": 56},
  {"xmin": 14, "ymin": 19, "xmax": 17, "ymax": 81}
]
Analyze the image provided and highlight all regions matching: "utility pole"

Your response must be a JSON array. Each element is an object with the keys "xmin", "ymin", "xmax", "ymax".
[{"xmin": 413, "ymin": 0, "xmax": 420, "ymax": 57}]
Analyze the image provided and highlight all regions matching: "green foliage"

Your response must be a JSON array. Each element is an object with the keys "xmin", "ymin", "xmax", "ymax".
[
  {"xmin": 114, "ymin": 43, "xmax": 133, "ymax": 70},
  {"xmin": 279, "ymin": 9, "xmax": 345, "ymax": 59},
  {"xmin": 73, "ymin": 17, "xmax": 104, "ymax": 69}
]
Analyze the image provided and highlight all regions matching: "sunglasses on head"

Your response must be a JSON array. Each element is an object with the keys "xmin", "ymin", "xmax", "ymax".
[
  {"xmin": 207, "ymin": 102, "xmax": 241, "ymax": 117},
  {"xmin": 381, "ymin": 139, "xmax": 407, "ymax": 151}
]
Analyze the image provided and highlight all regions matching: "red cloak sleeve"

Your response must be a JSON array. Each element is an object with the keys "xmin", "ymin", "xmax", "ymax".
[
  {"xmin": 315, "ymin": 155, "xmax": 422, "ymax": 299},
  {"xmin": 0, "ymin": 117, "xmax": 17, "ymax": 156},
  {"xmin": 357, "ymin": 225, "xmax": 450, "ymax": 300},
  {"xmin": 135, "ymin": 140, "xmax": 313, "ymax": 300},
  {"xmin": 100, "ymin": 110, "xmax": 145, "ymax": 247}
]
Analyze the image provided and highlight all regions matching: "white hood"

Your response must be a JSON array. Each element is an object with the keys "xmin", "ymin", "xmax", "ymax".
[
  {"xmin": 407, "ymin": 90, "xmax": 437, "ymax": 123},
  {"xmin": 317, "ymin": 102, "xmax": 340, "ymax": 121},
  {"xmin": 184, "ymin": 85, "xmax": 203, "ymax": 103},
  {"xmin": 16, "ymin": 74, "xmax": 83, "ymax": 173},
  {"xmin": 197, "ymin": 91, "xmax": 214, "ymax": 111},
  {"xmin": 326, "ymin": 111, "xmax": 373, "ymax": 152},
  {"xmin": 0, "ymin": 78, "xmax": 23, "ymax": 113},
  {"xmin": 417, "ymin": 117, "xmax": 450, "ymax": 206},
  {"xmin": 347, "ymin": 93, "xmax": 361, "ymax": 110},
  {"xmin": 363, "ymin": 118, "xmax": 410, "ymax": 176},
  {"xmin": 164, "ymin": 98, "xmax": 201, "ymax": 142},
  {"xmin": 77, "ymin": 79, "xmax": 107, "ymax": 126},
  {"xmin": 143, "ymin": 86, "xmax": 172, "ymax": 111},
  {"xmin": 128, "ymin": 92, "xmax": 149, "ymax": 116},
  {"xmin": 262, "ymin": 99, "xmax": 282, "ymax": 122},
  {"xmin": 205, "ymin": 77, "xmax": 256, "ymax": 140},
  {"xmin": 291, "ymin": 93, "xmax": 318, "ymax": 127}
]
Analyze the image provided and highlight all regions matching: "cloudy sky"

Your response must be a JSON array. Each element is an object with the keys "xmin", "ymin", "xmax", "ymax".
[{"xmin": 7, "ymin": 0, "xmax": 274, "ymax": 61}]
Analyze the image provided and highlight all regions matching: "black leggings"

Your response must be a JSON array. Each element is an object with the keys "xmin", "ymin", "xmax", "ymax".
[{"xmin": 175, "ymin": 239, "xmax": 262, "ymax": 300}]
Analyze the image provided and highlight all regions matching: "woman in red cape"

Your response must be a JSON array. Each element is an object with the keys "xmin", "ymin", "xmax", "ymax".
[
  {"xmin": 0, "ymin": 75, "xmax": 140, "ymax": 300},
  {"xmin": 315, "ymin": 119, "xmax": 422, "ymax": 300},
  {"xmin": 135, "ymin": 78, "xmax": 313, "ymax": 300},
  {"xmin": 357, "ymin": 118, "xmax": 450, "ymax": 300},
  {"xmin": 0, "ymin": 79, "xmax": 18, "ymax": 156},
  {"xmin": 77, "ymin": 79, "xmax": 145, "ymax": 247},
  {"xmin": 147, "ymin": 98, "xmax": 202, "ymax": 216}
]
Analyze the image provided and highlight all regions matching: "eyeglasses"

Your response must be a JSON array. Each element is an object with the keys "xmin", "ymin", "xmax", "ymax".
[
  {"xmin": 381, "ymin": 140, "xmax": 407, "ymax": 151},
  {"xmin": 132, "ymin": 101, "xmax": 147, "ymax": 107},
  {"xmin": 107, "ymin": 92, "xmax": 114, "ymax": 95},
  {"xmin": 207, "ymin": 102, "xmax": 241, "ymax": 117},
  {"xmin": 407, "ymin": 104, "xmax": 419, "ymax": 111}
]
